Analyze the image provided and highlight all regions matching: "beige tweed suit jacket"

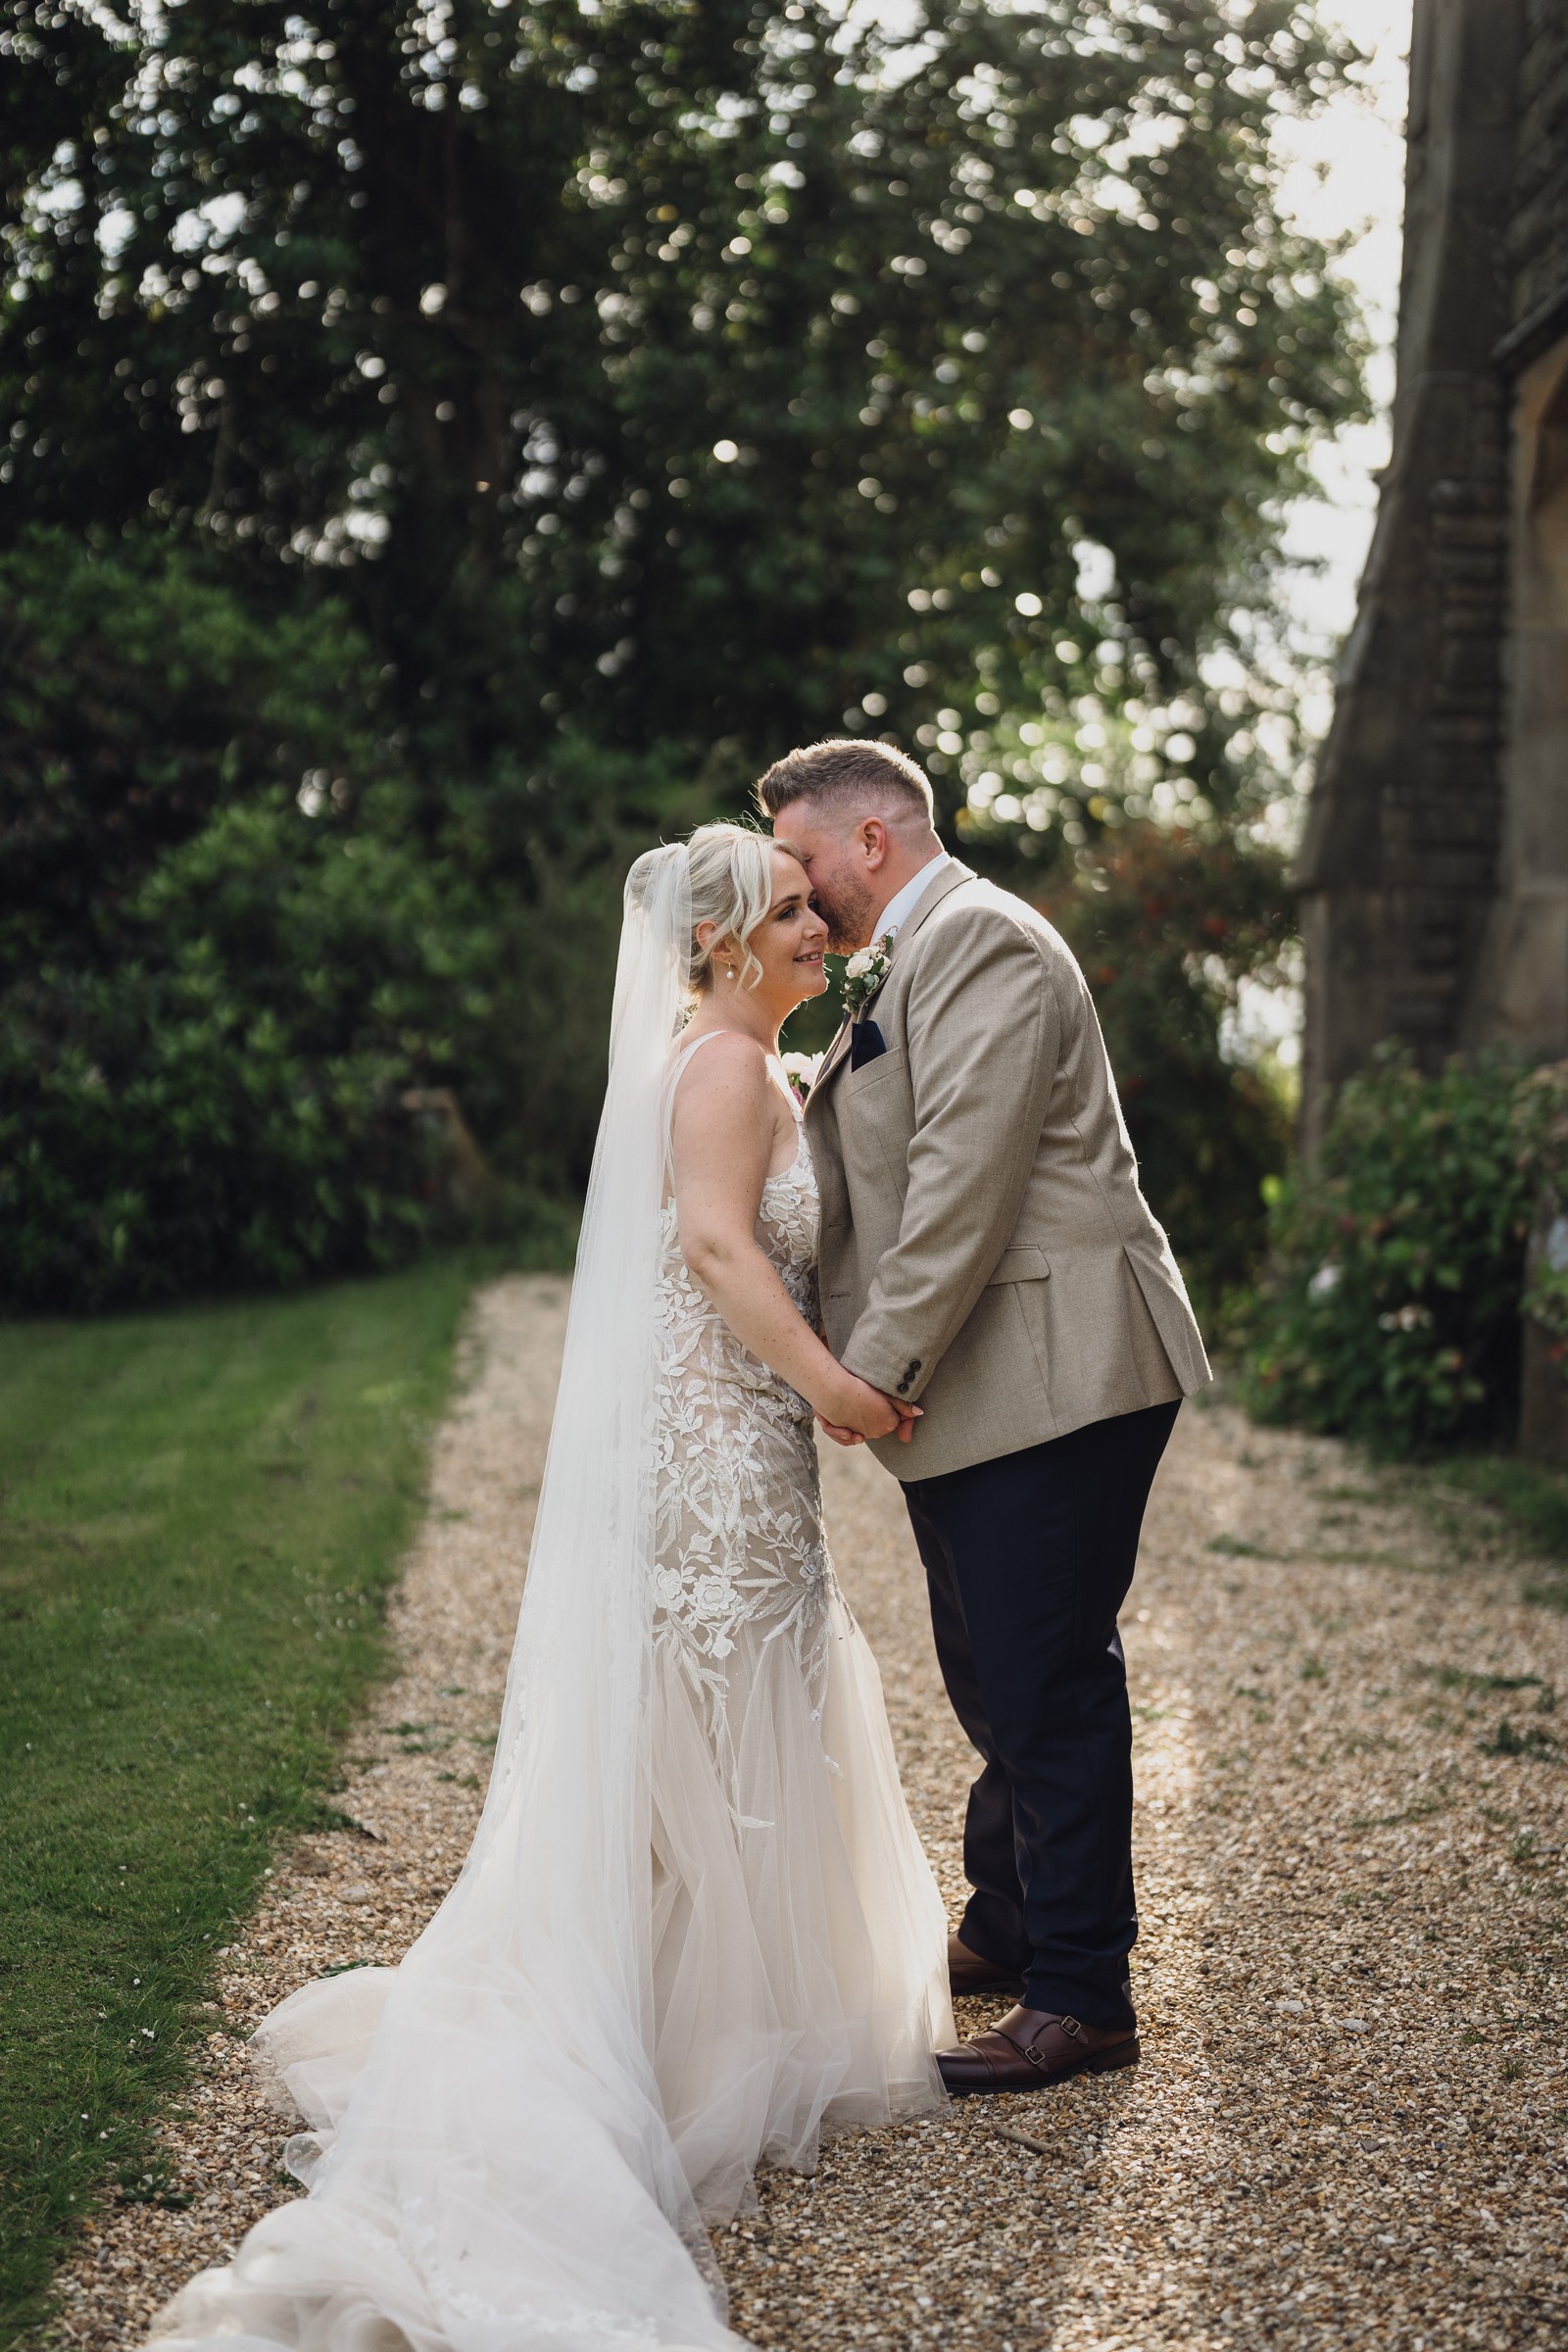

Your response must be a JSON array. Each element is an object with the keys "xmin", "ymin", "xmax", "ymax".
[{"xmin": 804, "ymin": 859, "xmax": 1211, "ymax": 1480}]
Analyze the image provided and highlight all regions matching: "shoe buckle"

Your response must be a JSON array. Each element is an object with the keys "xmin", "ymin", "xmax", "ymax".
[{"xmin": 1057, "ymin": 2014, "xmax": 1084, "ymax": 2041}]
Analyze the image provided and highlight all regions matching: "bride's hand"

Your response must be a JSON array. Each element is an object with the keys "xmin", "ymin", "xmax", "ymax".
[{"xmin": 822, "ymin": 1371, "xmax": 923, "ymax": 1446}]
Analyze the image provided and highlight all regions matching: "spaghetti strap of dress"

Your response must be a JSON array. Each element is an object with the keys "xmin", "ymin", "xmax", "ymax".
[
  {"xmin": 671, "ymin": 1029, "xmax": 723, "ymax": 1081},
  {"xmin": 669, "ymin": 1031, "xmax": 800, "ymax": 1105},
  {"xmin": 662, "ymin": 1030, "xmax": 724, "ymax": 1175},
  {"xmin": 663, "ymin": 1034, "xmax": 804, "ymax": 1189}
]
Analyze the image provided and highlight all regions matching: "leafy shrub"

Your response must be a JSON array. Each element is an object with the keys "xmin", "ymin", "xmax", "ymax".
[
  {"xmin": 0, "ymin": 526, "xmax": 381, "ymax": 970},
  {"xmin": 1514, "ymin": 1061, "xmax": 1568, "ymax": 1355},
  {"xmin": 0, "ymin": 533, "xmax": 704, "ymax": 1309},
  {"xmin": 1243, "ymin": 1048, "xmax": 1540, "ymax": 1455},
  {"xmin": 4, "ymin": 795, "xmax": 452, "ymax": 1305}
]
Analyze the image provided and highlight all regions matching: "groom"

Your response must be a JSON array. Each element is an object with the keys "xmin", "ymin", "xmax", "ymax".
[{"xmin": 759, "ymin": 738, "xmax": 1210, "ymax": 2093}]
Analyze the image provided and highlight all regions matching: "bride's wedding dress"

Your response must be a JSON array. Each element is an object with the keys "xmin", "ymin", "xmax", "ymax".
[
  {"xmin": 649, "ymin": 1034, "xmax": 950, "ymax": 2215},
  {"xmin": 153, "ymin": 850, "xmax": 951, "ymax": 2352}
]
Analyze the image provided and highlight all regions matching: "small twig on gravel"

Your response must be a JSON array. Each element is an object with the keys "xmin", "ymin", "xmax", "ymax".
[{"xmin": 986, "ymin": 2122, "xmax": 1052, "ymax": 2157}]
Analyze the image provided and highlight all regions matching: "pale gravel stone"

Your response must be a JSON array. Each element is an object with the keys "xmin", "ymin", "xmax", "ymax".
[{"xmin": 42, "ymin": 1287, "xmax": 1568, "ymax": 2351}]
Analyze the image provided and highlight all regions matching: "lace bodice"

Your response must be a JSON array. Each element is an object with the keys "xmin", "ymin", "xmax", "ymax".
[
  {"xmin": 652, "ymin": 1043, "xmax": 830, "ymax": 1735},
  {"xmin": 657, "ymin": 1105, "xmax": 820, "ymax": 1399}
]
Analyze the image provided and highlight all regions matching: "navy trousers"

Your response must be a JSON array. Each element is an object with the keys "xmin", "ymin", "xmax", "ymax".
[{"xmin": 902, "ymin": 1397, "xmax": 1180, "ymax": 2030}]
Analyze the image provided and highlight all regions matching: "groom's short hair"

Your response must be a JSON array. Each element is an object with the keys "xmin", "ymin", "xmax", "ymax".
[{"xmin": 755, "ymin": 739, "xmax": 936, "ymax": 832}]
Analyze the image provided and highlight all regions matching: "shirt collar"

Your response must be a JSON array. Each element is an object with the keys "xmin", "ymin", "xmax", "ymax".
[{"xmin": 874, "ymin": 853, "xmax": 953, "ymax": 943}]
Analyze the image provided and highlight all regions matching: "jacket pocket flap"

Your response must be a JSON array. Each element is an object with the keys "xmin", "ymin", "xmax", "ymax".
[
  {"xmin": 844, "ymin": 1043, "xmax": 906, "ymax": 1089},
  {"xmin": 985, "ymin": 1244, "xmax": 1051, "ymax": 1284}
]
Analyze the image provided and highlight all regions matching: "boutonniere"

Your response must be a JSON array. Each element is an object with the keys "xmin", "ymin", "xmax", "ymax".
[
  {"xmin": 842, "ymin": 931, "xmax": 895, "ymax": 1019},
  {"xmin": 779, "ymin": 1051, "xmax": 825, "ymax": 1102}
]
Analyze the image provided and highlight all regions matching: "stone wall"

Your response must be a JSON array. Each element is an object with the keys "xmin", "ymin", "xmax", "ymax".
[
  {"xmin": 1459, "ymin": 0, "xmax": 1568, "ymax": 1056},
  {"xmin": 1298, "ymin": 0, "xmax": 1568, "ymax": 1134},
  {"xmin": 1511, "ymin": 1, "xmax": 1568, "ymax": 340},
  {"xmin": 1297, "ymin": 0, "xmax": 1522, "ymax": 1144}
]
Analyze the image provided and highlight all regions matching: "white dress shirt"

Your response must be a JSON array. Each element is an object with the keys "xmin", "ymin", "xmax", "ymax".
[{"xmin": 873, "ymin": 853, "xmax": 953, "ymax": 944}]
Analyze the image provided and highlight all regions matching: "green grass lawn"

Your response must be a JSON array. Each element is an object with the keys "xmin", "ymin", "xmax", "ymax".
[{"xmin": 0, "ymin": 1258, "xmax": 483, "ymax": 2344}]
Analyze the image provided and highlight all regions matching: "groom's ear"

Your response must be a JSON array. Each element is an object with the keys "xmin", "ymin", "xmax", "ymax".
[{"xmin": 858, "ymin": 817, "xmax": 891, "ymax": 870}]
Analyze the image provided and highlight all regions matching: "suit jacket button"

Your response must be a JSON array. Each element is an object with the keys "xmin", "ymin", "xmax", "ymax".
[{"xmin": 896, "ymin": 1380, "xmax": 909, "ymax": 1395}]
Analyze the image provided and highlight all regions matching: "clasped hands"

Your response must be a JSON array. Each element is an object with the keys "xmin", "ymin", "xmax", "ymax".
[{"xmin": 814, "ymin": 1367, "xmax": 920, "ymax": 1450}]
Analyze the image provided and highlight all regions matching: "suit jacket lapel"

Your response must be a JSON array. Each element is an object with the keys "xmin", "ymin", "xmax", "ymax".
[
  {"xmin": 806, "ymin": 859, "xmax": 976, "ymax": 1115},
  {"xmin": 805, "ymin": 1015, "xmax": 856, "ymax": 1113}
]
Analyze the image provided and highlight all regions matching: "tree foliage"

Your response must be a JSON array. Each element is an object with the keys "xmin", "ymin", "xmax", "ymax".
[
  {"xmin": 0, "ymin": 0, "xmax": 1366, "ymax": 1306},
  {"xmin": 4, "ymin": 0, "xmax": 1362, "ymax": 767}
]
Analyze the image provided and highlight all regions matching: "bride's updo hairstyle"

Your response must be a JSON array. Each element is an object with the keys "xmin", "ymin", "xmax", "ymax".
[{"xmin": 684, "ymin": 822, "xmax": 791, "ymax": 996}]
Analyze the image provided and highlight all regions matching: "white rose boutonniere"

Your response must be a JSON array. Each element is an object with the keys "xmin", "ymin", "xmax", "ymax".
[
  {"xmin": 779, "ymin": 1050, "xmax": 825, "ymax": 1102},
  {"xmin": 842, "ymin": 931, "xmax": 895, "ymax": 1019}
]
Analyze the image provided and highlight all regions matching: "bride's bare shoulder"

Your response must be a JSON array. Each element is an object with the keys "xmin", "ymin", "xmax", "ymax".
[{"xmin": 670, "ymin": 1031, "xmax": 776, "ymax": 1144}]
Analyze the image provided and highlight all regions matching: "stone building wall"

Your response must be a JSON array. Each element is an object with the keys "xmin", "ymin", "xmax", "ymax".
[
  {"xmin": 1298, "ymin": 0, "xmax": 1568, "ymax": 1141},
  {"xmin": 1512, "ymin": 2, "xmax": 1568, "ymax": 333},
  {"xmin": 1465, "ymin": 3, "xmax": 1568, "ymax": 1056}
]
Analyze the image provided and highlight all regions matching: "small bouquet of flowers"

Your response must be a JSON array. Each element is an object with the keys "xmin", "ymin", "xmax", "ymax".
[
  {"xmin": 842, "ymin": 932, "xmax": 895, "ymax": 1018},
  {"xmin": 779, "ymin": 1051, "xmax": 825, "ymax": 1103}
]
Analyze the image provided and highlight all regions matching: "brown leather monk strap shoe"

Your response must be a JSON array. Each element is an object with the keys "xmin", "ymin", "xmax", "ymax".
[
  {"xmin": 948, "ymin": 1932, "xmax": 1026, "ymax": 2000},
  {"xmin": 936, "ymin": 2002, "xmax": 1140, "ymax": 2095}
]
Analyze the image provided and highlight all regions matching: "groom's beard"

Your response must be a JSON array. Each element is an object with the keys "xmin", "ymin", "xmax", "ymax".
[{"xmin": 820, "ymin": 875, "xmax": 878, "ymax": 956}]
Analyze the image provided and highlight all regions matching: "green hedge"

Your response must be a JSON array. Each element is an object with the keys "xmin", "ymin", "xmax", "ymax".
[{"xmin": 0, "ymin": 532, "xmax": 699, "ymax": 1310}]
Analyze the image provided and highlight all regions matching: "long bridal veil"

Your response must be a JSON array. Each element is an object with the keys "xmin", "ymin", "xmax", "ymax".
[
  {"xmin": 154, "ymin": 843, "xmax": 743, "ymax": 2352},
  {"xmin": 153, "ymin": 835, "xmax": 953, "ymax": 2352}
]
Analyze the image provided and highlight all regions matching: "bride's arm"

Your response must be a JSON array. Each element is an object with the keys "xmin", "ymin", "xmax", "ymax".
[{"xmin": 670, "ymin": 1035, "xmax": 916, "ymax": 1444}]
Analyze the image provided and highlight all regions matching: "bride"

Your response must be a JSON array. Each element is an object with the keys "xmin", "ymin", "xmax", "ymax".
[{"xmin": 154, "ymin": 824, "xmax": 953, "ymax": 2352}]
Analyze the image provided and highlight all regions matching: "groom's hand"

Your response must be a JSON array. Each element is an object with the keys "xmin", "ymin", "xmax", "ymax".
[
  {"xmin": 855, "ymin": 1379, "xmax": 922, "ymax": 1445},
  {"xmin": 815, "ymin": 1400, "xmax": 919, "ymax": 1446},
  {"xmin": 886, "ymin": 1394, "xmax": 921, "ymax": 1445},
  {"xmin": 822, "ymin": 1370, "xmax": 923, "ymax": 1446}
]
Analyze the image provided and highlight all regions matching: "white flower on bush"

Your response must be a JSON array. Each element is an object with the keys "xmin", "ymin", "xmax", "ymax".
[
  {"xmin": 1378, "ymin": 1302, "xmax": 1433, "ymax": 1334},
  {"xmin": 1307, "ymin": 1261, "xmax": 1342, "ymax": 1299}
]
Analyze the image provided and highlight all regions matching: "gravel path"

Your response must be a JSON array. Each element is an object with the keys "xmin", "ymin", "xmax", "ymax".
[{"xmin": 45, "ymin": 1278, "xmax": 1568, "ymax": 2351}]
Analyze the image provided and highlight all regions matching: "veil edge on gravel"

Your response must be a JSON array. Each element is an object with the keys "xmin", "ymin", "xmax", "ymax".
[{"xmin": 150, "ymin": 841, "xmax": 746, "ymax": 2352}]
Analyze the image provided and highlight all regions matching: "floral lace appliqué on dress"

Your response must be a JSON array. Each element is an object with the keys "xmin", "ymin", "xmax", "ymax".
[
  {"xmin": 653, "ymin": 1061, "xmax": 834, "ymax": 1750},
  {"xmin": 642, "ymin": 1032, "xmax": 949, "ymax": 2204}
]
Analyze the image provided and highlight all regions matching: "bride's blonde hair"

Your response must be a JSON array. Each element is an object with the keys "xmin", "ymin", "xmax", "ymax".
[{"xmin": 685, "ymin": 822, "xmax": 793, "ymax": 995}]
